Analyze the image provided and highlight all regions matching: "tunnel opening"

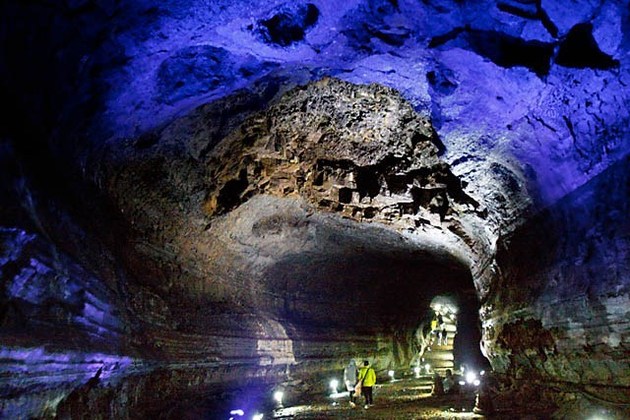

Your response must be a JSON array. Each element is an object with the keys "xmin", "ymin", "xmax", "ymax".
[
  {"xmin": 165, "ymin": 210, "xmax": 491, "ymax": 418},
  {"xmin": 411, "ymin": 292, "xmax": 489, "ymax": 381}
]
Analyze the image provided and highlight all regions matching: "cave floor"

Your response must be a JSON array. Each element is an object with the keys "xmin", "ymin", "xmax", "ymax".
[
  {"xmin": 272, "ymin": 380, "xmax": 482, "ymax": 419},
  {"xmin": 267, "ymin": 376, "xmax": 553, "ymax": 419}
]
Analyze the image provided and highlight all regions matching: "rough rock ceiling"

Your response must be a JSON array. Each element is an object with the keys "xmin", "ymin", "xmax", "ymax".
[{"xmin": 1, "ymin": 0, "xmax": 629, "ymax": 418}]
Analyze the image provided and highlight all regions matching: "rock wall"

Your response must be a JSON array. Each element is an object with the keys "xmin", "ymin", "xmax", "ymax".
[
  {"xmin": 482, "ymin": 154, "xmax": 630, "ymax": 415},
  {"xmin": 99, "ymin": 77, "xmax": 483, "ymax": 365},
  {"xmin": 1, "ymin": 78, "xmax": 483, "ymax": 418}
]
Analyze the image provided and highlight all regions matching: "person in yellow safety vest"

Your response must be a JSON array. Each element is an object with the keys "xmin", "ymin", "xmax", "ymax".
[
  {"xmin": 357, "ymin": 360, "xmax": 377, "ymax": 408},
  {"xmin": 430, "ymin": 315, "xmax": 438, "ymax": 345}
]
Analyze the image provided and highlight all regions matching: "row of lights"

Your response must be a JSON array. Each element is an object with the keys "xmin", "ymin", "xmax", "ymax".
[
  {"xmin": 457, "ymin": 369, "xmax": 485, "ymax": 387},
  {"xmin": 230, "ymin": 369, "xmax": 615, "ymax": 420},
  {"xmin": 232, "ymin": 366, "xmax": 483, "ymax": 418}
]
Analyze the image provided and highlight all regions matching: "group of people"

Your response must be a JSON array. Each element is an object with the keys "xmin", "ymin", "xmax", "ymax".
[
  {"xmin": 343, "ymin": 360, "xmax": 376, "ymax": 409},
  {"xmin": 432, "ymin": 369, "xmax": 460, "ymax": 395},
  {"xmin": 430, "ymin": 313, "xmax": 448, "ymax": 346}
]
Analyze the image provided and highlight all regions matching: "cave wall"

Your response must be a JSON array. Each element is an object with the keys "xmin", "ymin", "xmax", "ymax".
[
  {"xmin": 95, "ymin": 77, "xmax": 481, "ymax": 375},
  {"xmin": 483, "ymin": 155, "xmax": 630, "ymax": 411},
  {"xmin": 2, "ymin": 77, "xmax": 484, "ymax": 418},
  {"xmin": 1, "ymin": 0, "xmax": 630, "ymax": 418}
]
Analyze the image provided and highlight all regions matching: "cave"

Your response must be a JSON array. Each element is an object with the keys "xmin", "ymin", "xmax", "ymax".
[{"xmin": 1, "ymin": 0, "xmax": 629, "ymax": 419}]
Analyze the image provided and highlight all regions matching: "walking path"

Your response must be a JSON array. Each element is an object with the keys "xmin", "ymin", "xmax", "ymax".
[{"xmin": 271, "ymin": 375, "xmax": 482, "ymax": 419}]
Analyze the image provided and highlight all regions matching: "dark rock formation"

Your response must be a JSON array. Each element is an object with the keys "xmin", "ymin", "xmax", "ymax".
[
  {"xmin": 556, "ymin": 23, "xmax": 619, "ymax": 69},
  {"xmin": 254, "ymin": 3, "xmax": 320, "ymax": 47}
]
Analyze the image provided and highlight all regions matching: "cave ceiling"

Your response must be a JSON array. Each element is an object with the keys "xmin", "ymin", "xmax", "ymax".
[{"xmin": 4, "ymin": 0, "xmax": 629, "ymax": 210}]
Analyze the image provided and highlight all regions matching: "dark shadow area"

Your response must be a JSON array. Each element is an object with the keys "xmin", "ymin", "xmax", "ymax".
[
  {"xmin": 466, "ymin": 30, "xmax": 554, "ymax": 76},
  {"xmin": 263, "ymin": 241, "xmax": 471, "ymax": 335},
  {"xmin": 429, "ymin": 24, "xmax": 619, "ymax": 77},
  {"xmin": 255, "ymin": 3, "xmax": 320, "ymax": 47},
  {"xmin": 453, "ymin": 290, "xmax": 489, "ymax": 372},
  {"xmin": 429, "ymin": 28, "xmax": 554, "ymax": 76},
  {"xmin": 556, "ymin": 23, "xmax": 619, "ymax": 69},
  {"xmin": 258, "ymin": 215, "xmax": 489, "ymax": 381}
]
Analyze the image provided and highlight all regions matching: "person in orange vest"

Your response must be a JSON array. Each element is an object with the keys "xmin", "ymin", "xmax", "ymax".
[{"xmin": 357, "ymin": 360, "xmax": 377, "ymax": 408}]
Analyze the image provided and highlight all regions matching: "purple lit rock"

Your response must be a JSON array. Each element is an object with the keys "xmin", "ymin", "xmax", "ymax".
[
  {"xmin": 591, "ymin": 1, "xmax": 626, "ymax": 57},
  {"xmin": 540, "ymin": 0, "xmax": 599, "ymax": 36},
  {"xmin": 253, "ymin": 2, "xmax": 320, "ymax": 47}
]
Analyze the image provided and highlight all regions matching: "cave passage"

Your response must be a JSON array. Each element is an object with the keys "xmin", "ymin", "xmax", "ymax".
[{"xmin": 169, "ymin": 214, "xmax": 491, "ymax": 418}]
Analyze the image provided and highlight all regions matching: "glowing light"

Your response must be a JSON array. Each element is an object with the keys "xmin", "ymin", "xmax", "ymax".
[
  {"xmin": 252, "ymin": 414, "xmax": 264, "ymax": 420},
  {"xmin": 329, "ymin": 379, "xmax": 339, "ymax": 392},
  {"xmin": 388, "ymin": 370, "xmax": 395, "ymax": 379},
  {"xmin": 480, "ymin": 370, "xmax": 486, "ymax": 376},
  {"xmin": 413, "ymin": 366, "xmax": 421, "ymax": 376},
  {"xmin": 587, "ymin": 412, "xmax": 613, "ymax": 420},
  {"xmin": 425, "ymin": 363, "xmax": 431, "ymax": 372},
  {"xmin": 273, "ymin": 390, "xmax": 284, "ymax": 404},
  {"xmin": 458, "ymin": 381, "xmax": 466, "ymax": 386},
  {"xmin": 229, "ymin": 408, "xmax": 245, "ymax": 419},
  {"xmin": 465, "ymin": 371, "xmax": 477, "ymax": 384},
  {"xmin": 473, "ymin": 379, "xmax": 480, "ymax": 386}
]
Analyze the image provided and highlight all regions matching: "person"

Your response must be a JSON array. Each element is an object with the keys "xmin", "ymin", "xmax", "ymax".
[
  {"xmin": 443, "ymin": 369, "xmax": 459, "ymax": 394},
  {"xmin": 474, "ymin": 380, "xmax": 494, "ymax": 414},
  {"xmin": 430, "ymin": 315, "xmax": 438, "ymax": 345},
  {"xmin": 431, "ymin": 371, "xmax": 444, "ymax": 396},
  {"xmin": 343, "ymin": 360, "xmax": 358, "ymax": 407},
  {"xmin": 439, "ymin": 327, "xmax": 447, "ymax": 346},
  {"xmin": 430, "ymin": 315, "xmax": 438, "ymax": 332},
  {"xmin": 357, "ymin": 360, "xmax": 376, "ymax": 408}
]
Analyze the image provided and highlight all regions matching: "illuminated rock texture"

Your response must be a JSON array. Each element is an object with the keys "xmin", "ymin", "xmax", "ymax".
[
  {"xmin": 483, "ymin": 156, "xmax": 630, "ymax": 413},
  {"xmin": 1, "ymin": 0, "xmax": 629, "ymax": 418}
]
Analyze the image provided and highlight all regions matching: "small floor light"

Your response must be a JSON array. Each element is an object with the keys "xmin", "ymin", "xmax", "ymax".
[
  {"xmin": 329, "ymin": 379, "xmax": 339, "ymax": 394},
  {"xmin": 273, "ymin": 390, "xmax": 284, "ymax": 406},
  {"xmin": 228, "ymin": 409, "xmax": 245, "ymax": 419},
  {"xmin": 252, "ymin": 414, "xmax": 264, "ymax": 420},
  {"xmin": 388, "ymin": 370, "xmax": 395, "ymax": 381},
  {"xmin": 414, "ymin": 366, "xmax": 421, "ymax": 377},
  {"xmin": 466, "ymin": 371, "xmax": 477, "ymax": 384}
]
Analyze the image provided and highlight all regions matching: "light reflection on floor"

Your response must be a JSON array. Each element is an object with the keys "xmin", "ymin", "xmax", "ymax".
[{"xmin": 271, "ymin": 376, "xmax": 485, "ymax": 419}]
